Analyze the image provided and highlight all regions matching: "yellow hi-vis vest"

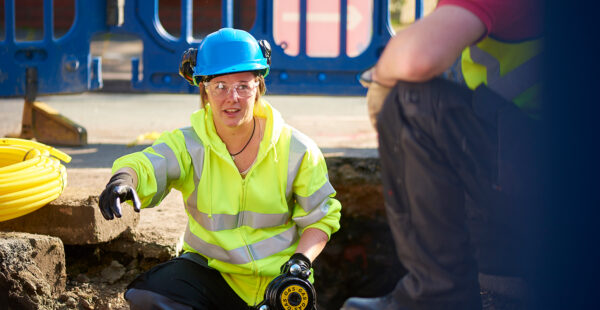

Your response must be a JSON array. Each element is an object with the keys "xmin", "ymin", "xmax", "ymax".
[
  {"xmin": 461, "ymin": 35, "xmax": 543, "ymax": 116},
  {"xmin": 112, "ymin": 100, "xmax": 342, "ymax": 306}
]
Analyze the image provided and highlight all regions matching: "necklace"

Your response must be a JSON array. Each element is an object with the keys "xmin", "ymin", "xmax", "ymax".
[{"xmin": 230, "ymin": 117, "xmax": 255, "ymax": 160}]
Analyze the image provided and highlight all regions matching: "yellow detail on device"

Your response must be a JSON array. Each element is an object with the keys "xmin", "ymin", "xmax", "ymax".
[{"xmin": 279, "ymin": 284, "xmax": 309, "ymax": 310}]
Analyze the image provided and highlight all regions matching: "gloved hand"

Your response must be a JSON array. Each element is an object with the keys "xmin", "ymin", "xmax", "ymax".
[
  {"xmin": 259, "ymin": 253, "xmax": 315, "ymax": 310},
  {"xmin": 179, "ymin": 48, "xmax": 198, "ymax": 86},
  {"xmin": 98, "ymin": 172, "xmax": 141, "ymax": 220},
  {"xmin": 360, "ymin": 67, "xmax": 392, "ymax": 129},
  {"xmin": 280, "ymin": 253, "xmax": 312, "ymax": 279}
]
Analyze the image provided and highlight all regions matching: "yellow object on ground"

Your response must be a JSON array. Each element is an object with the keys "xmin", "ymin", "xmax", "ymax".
[
  {"xmin": 127, "ymin": 131, "xmax": 161, "ymax": 147},
  {"xmin": 0, "ymin": 138, "xmax": 71, "ymax": 222}
]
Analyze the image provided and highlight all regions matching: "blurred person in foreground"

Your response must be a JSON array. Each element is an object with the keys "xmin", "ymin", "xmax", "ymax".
[{"xmin": 342, "ymin": 0, "xmax": 543, "ymax": 309}]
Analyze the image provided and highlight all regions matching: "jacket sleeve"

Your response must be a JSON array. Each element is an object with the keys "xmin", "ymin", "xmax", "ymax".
[
  {"xmin": 112, "ymin": 128, "xmax": 191, "ymax": 208},
  {"xmin": 291, "ymin": 141, "xmax": 342, "ymax": 239}
]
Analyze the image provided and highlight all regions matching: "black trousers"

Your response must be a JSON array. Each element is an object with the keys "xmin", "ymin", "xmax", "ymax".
[
  {"xmin": 377, "ymin": 78, "xmax": 540, "ymax": 310},
  {"xmin": 126, "ymin": 253, "xmax": 251, "ymax": 310}
]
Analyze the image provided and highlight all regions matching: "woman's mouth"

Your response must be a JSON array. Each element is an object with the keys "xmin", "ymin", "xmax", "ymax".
[{"xmin": 223, "ymin": 108, "xmax": 240, "ymax": 116}]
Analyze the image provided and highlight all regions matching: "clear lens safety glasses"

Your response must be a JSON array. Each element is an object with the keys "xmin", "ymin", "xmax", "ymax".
[{"xmin": 203, "ymin": 80, "xmax": 259, "ymax": 99}]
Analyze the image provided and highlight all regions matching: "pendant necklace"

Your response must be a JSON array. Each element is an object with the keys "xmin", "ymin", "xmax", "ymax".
[{"xmin": 230, "ymin": 117, "xmax": 256, "ymax": 161}]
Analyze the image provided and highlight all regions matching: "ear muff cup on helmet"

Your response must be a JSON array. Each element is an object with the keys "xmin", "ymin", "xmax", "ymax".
[
  {"xmin": 258, "ymin": 39, "xmax": 271, "ymax": 66},
  {"xmin": 179, "ymin": 48, "xmax": 198, "ymax": 86}
]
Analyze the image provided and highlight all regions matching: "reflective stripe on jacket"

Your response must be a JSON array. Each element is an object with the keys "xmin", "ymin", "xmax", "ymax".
[
  {"xmin": 461, "ymin": 36, "xmax": 543, "ymax": 116},
  {"xmin": 112, "ymin": 99, "xmax": 341, "ymax": 306}
]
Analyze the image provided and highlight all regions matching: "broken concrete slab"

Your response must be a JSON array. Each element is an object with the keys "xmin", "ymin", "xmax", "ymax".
[
  {"xmin": 0, "ymin": 232, "xmax": 66, "ymax": 309},
  {"xmin": 0, "ymin": 170, "xmax": 140, "ymax": 245}
]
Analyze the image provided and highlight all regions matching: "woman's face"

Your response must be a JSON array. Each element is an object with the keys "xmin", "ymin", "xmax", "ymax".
[{"xmin": 205, "ymin": 71, "xmax": 258, "ymax": 130}]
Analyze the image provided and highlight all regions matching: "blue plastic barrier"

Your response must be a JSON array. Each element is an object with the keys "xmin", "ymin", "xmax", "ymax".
[
  {"xmin": 0, "ymin": 0, "xmax": 105, "ymax": 97},
  {"xmin": 1, "ymin": 0, "xmax": 424, "ymax": 97},
  {"xmin": 251, "ymin": 0, "xmax": 392, "ymax": 95}
]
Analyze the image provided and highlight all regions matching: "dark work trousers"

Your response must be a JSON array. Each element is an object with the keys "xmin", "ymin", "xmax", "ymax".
[
  {"xmin": 125, "ymin": 253, "xmax": 251, "ymax": 310},
  {"xmin": 376, "ymin": 77, "xmax": 540, "ymax": 310}
]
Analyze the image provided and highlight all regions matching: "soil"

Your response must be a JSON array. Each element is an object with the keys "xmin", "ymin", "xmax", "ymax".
[{"xmin": 55, "ymin": 245, "xmax": 153, "ymax": 310}]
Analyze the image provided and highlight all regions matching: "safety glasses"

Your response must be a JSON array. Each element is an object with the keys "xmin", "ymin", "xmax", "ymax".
[{"xmin": 203, "ymin": 80, "xmax": 259, "ymax": 99}]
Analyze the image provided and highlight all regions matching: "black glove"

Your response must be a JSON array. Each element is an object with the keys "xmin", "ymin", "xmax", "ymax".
[
  {"xmin": 98, "ymin": 172, "xmax": 141, "ymax": 220},
  {"xmin": 179, "ymin": 48, "xmax": 197, "ymax": 86},
  {"xmin": 280, "ymin": 253, "xmax": 312, "ymax": 279}
]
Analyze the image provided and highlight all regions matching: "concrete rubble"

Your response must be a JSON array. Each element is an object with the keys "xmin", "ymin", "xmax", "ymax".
[{"xmin": 0, "ymin": 232, "xmax": 66, "ymax": 309}]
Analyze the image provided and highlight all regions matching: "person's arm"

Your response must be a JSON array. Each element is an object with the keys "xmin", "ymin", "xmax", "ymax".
[
  {"xmin": 295, "ymin": 228, "xmax": 329, "ymax": 262},
  {"xmin": 114, "ymin": 167, "xmax": 138, "ymax": 187},
  {"xmin": 373, "ymin": 5, "xmax": 486, "ymax": 86}
]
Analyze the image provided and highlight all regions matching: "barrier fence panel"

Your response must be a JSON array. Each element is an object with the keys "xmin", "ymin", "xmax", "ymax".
[
  {"xmin": 0, "ymin": 0, "xmax": 106, "ymax": 97},
  {"xmin": 1, "ymin": 0, "xmax": 424, "ymax": 97}
]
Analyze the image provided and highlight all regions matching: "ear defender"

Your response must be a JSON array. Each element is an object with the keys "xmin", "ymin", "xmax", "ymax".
[
  {"xmin": 258, "ymin": 40, "xmax": 272, "ymax": 66},
  {"xmin": 179, "ymin": 48, "xmax": 198, "ymax": 86}
]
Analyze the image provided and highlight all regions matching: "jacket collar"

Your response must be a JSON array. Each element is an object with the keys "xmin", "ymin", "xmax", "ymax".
[{"xmin": 190, "ymin": 99, "xmax": 284, "ymax": 156}]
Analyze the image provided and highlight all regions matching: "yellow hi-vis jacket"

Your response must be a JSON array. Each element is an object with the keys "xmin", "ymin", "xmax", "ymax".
[
  {"xmin": 461, "ymin": 35, "xmax": 543, "ymax": 116},
  {"xmin": 112, "ymin": 100, "xmax": 342, "ymax": 306}
]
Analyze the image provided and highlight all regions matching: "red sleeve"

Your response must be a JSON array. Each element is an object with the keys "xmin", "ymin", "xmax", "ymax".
[{"xmin": 437, "ymin": 0, "xmax": 543, "ymax": 41}]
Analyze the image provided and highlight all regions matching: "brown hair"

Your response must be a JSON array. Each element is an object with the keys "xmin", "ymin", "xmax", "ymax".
[{"xmin": 199, "ymin": 72, "xmax": 267, "ymax": 108}]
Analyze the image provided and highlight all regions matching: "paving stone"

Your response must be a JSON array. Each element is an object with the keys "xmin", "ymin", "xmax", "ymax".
[{"xmin": 0, "ymin": 169, "xmax": 140, "ymax": 245}]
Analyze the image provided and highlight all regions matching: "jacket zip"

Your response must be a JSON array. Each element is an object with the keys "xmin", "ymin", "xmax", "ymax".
[
  {"xmin": 211, "ymin": 131, "xmax": 275, "ymax": 277},
  {"xmin": 239, "ymin": 176, "xmax": 261, "ymax": 277}
]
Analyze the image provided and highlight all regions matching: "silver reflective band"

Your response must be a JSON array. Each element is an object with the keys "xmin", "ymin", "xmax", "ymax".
[
  {"xmin": 153, "ymin": 143, "xmax": 181, "ymax": 180},
  {"xmin": 185, "ymin": 208, "xmax": 290, "ymax": 231},
  {"xmin": 286, "ymin": 129, "xmax": 311, "ymax": 201},
  {"xmin": 293, "ymin": 200, "xmax": 331, "ymax": 229},
  {"xmin": 181, "ymin": 127, "xmax": 205, "ymax": 214},
  {"xmin": 184, "ymin": 224, "xmax": 299, "ymax": 264},
  {"xmin": 295, "ymin": 180, "xmax": 335, "ymax": 213},
  {"xmin": 469, "ymin": 45, "xmax": 542, "ymax": 101},
  {"xmin": 144, "ymin": 143, "xmax": 180, "ymax": 207}
]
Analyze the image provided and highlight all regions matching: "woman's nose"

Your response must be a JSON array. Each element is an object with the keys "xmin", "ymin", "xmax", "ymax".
[{"xmin": 226, "ymin": 87, "xmax": 240, "ymax": 100}]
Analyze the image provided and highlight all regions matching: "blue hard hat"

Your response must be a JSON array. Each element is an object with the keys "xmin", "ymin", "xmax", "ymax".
[{"xmin": 193, "ymin": 28, "xmax": 270, "ymax": 82}]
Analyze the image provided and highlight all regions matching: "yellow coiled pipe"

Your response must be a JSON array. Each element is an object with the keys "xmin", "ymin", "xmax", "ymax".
[{"xmin": 0, "ymin": 138, "xmax": 71, "ymax": 222}]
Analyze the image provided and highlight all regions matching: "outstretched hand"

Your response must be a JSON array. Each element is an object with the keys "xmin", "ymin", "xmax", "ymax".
[{"xmin": 98, "ymin": 172, "xmax": 141, "ymax": 220}]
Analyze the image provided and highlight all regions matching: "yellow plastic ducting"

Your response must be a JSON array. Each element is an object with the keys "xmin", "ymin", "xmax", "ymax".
[{"xmin": 0, "ymin": 138, "xmax": 71, "ymax": 222}]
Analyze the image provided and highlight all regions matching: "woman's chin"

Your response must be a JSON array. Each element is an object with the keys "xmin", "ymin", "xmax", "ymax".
[{"xmin": 220, "ymin": 118, "xmax": 244, "ymax": 129}]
